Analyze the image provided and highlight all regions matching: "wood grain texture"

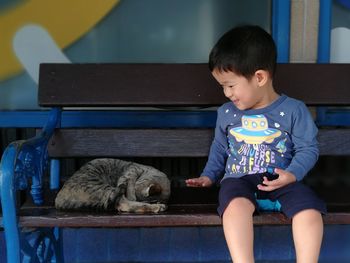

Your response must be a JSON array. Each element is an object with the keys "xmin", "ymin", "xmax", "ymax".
[
  {"xmin": 48, "ymin": 129, "xmax": 214, "ymax": 157},
  {"xmin": 47, "ymin": 128, "xmax": 350, "ymax": 157},
  {"xmin": 6, "ymin": 205, "xmax": 350, "ymax": 227},
  {"xmin": 39, "ymin": 63, "xmax": 350, "ymax": 107},
  {"xmin": 39, "ymin": 64, "xmax": 225, "ymax": 107},
  {"xmin": 273, "ymin": 63, "xmax": 350, "ymax": 105},
  {"xmin": 318, "ymin": 129, "xmax": 350, "ymax": 155}
]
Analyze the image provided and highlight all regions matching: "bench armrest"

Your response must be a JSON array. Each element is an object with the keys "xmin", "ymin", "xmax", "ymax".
[
  {"xmin": 1, "ymin": 107, "xmax": 61, "ymax": 205},
  {"xmin": 0, "ymin": 108, "xmax": 60, "ymax": 262}
]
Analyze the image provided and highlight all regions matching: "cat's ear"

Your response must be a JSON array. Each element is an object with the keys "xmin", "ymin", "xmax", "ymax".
[{"xmin": 148, "ymin": 184, "xmax": 162, "ymax": 196}]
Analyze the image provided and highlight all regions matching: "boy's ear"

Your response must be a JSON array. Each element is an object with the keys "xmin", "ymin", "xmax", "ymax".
[{"xmin": 255, "ymin": 70, "xmax": 269, "ymax": 87}]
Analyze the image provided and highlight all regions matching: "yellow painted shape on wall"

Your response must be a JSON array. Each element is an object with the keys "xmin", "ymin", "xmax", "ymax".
[{"xmin": 0, "ymin": 0, "xmax": 120, "ymax": 80}]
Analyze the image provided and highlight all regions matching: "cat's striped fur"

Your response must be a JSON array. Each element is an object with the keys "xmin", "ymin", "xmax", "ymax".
[{"xmin": 55, "ymin": 158, "xmax": 171, "ymax": 213}]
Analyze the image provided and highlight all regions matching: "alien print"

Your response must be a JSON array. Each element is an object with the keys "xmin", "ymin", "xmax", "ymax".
[{"xmin": 227, "ymin": 114, "xmax": 289, "ymax": 176}]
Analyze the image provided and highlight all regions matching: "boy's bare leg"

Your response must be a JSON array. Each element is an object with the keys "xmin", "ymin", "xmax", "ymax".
[
  {"xmin": 222, "ymin": 197, "xmax": 255, "ymax": 263},
  {"xmin": 292, "ymin": 209, "xmax": 323, "ymax": 263}
]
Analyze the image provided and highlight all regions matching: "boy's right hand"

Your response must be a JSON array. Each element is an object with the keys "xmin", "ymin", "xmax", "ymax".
[{"xmin": 185, "ymin": 176, "xmax": 213, "ymax": 187}]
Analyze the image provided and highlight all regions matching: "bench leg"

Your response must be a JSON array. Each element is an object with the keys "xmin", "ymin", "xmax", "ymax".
[
  {"xmin": 1, "ymin": 145, "xmax": 62, "ymax": 263},
  {"xmin": 1, "ymin": 145, "xmax": 21, "ymax": 263}
]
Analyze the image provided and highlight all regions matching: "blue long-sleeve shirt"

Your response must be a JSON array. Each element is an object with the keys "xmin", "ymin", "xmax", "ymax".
[{"xmin": 201, "ymin": 94, "xmax": 319, "ymax": 183}]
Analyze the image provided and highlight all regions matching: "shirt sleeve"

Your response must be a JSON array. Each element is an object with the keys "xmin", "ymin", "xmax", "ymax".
[
  {"xmin": 201, "ymin": 107, "xmax": 228, "ymax": 183},
  {"xmin": 285, "ymin": 102, "xmax": 319, "ymax": 181}
]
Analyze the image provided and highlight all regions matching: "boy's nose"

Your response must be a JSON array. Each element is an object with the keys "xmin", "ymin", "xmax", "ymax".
[{"xmin": 224, "ymin": 88, "xmax": 234, "ymax": 98}]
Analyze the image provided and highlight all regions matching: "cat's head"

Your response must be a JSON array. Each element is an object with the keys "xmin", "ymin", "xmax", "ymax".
[{"xmin": 134, "ymin": 166, "xmax": 171, "ymax": 204}]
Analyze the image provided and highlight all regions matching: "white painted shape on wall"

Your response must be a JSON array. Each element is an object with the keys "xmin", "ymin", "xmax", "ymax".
[
  {"xmin": 13, "ymin": 24, "xmax": 70, "ymax": 84},
  {"xmin": 331, "ymin": 27, "xmax": 350, "ymax": 63}
]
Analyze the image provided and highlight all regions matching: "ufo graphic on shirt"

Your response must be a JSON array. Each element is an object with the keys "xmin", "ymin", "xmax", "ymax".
[{"xmin": 230, "ymin": 115, "xmax": 281, "ymax": 144}]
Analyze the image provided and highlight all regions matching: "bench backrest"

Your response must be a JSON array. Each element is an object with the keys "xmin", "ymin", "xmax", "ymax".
[
  {"xmin": 39, "ymin": 63, "xmax": 350, "ymax": 107},
  {"xmin": 38, "ymin": 63, "xmax": 350, "ymax": 158}
]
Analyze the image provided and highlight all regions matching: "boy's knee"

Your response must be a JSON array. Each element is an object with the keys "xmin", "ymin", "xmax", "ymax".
[
  {"xmin": 225, "ymin": 197, "xmax": 255, "ymax": 215},
  {"xmin": 292, "ymin": 208, "xmax": 322, "ymax": 223}
]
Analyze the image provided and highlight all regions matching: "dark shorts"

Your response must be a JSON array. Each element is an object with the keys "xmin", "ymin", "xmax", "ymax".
[{"xmin": 218, "ymin": 173, "xmax": 327, "ymax": 218}]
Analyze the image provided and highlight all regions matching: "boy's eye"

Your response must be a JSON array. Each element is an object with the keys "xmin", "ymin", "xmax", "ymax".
[{"xmin": 221, "ymin": 84, "xmax": 235, "ymax": 91}]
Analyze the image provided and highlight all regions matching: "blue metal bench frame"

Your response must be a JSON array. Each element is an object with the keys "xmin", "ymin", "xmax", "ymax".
[{"xmin": 1, "ymin": 108, "xmax": 220, "ymax": 262}]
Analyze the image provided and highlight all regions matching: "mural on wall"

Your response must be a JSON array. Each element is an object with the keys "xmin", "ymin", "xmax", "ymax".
[
  {"xmin": 0, "ymin": 0, "xmax": 271, "ymax": 110},
  {"xmin": 0, "ymin": 0, "xmax": 119, "ymax": 81},
  {"xmin": 0, "ymin": 0, "xmax": 119, "ymax": 109}
]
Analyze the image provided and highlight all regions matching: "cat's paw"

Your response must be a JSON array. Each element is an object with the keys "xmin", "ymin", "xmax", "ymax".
[
  {"xmin": 152, "ymin": 203, "xmax": 167, "ymax": 213},
  {"xmin": 116, "ymin": 202, "xmax": 129, "ymax": 213},
  {"xmin": 116, "ymin": 195, "xmax": 168, "ymax": 213}
]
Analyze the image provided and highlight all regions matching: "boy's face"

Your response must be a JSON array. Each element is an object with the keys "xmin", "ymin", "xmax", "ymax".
[{"xmin": 212, "ymin": 69, "xmax": 265, "ymax": 110}]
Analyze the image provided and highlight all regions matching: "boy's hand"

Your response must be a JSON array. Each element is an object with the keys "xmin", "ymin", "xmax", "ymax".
[
  {"xmin": 185, "ymin": 176, "xmax": 213, "ymax": 187},
  {"xmin": 257, "ymin": 168, "xmax": 296, "ymax": 192}
]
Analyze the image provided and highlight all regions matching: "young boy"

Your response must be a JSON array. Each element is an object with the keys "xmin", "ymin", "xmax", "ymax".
[{"xmin": 186, "ymin": 25, "xmax": 326, "ymax": 263}]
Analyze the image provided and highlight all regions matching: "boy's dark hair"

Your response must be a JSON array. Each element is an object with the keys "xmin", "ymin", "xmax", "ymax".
[{"xmin": 209, "ymin": 25, "xmax": 277, "ymax": 79}]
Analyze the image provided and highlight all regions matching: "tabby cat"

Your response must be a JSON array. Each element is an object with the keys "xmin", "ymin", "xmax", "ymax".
[{"xmin": 55, "ymin": 158, "xmax": 171, "ymax": 213}]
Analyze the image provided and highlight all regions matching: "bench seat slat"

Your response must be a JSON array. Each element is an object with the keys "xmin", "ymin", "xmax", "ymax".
[
  {"xmin": 8, "ymin": 206, "xmax": 350, "ymax": 227},
  {"xmin": 48, "ymin": 128, "xmax": 350, "ymax": 157}
]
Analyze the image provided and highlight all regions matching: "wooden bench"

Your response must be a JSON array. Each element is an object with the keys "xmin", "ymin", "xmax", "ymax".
[{"xmin": 1, "ymin": 63, "xmax": 350, "ymax": 262}]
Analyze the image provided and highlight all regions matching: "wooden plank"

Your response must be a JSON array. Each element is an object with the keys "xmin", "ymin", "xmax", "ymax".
[
  {"xmin": 39, "ymin": 63, "xmax": 350, "ymax": 107},
  {"xmin": 15, "ymin": 205, "xmax": 222, "ymax": 228},
  {"xmin": 1, "ymin": 206, "xmax": 348, "ymax": 227},
  {"xmin": 318, "ymin": 129, "xmax": 350, "ymax": 155},
  {"xmin": 39, "ymin": 64, "xmax": 226, "ymax": 107},
  {"xmin": 48, "ymin": 128, "xmax": 350, "ymax": 158},
  {"xmin": 48, "ymin": 128, "xmax": 214, "ymax": 157},
  {"xmin": 273, "ymin": 63, "xmax": 350, "ymax": 105}
]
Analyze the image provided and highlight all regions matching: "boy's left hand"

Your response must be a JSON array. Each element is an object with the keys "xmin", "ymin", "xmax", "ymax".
[{"xmin": 257, "ymin": 168, "xmax": 296, "ymax": 192}]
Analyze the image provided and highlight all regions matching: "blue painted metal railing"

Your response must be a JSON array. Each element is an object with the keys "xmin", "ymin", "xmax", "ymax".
[{"xmin": 0, "ymin": 109, "xmax": 217, "ymax": 128}]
